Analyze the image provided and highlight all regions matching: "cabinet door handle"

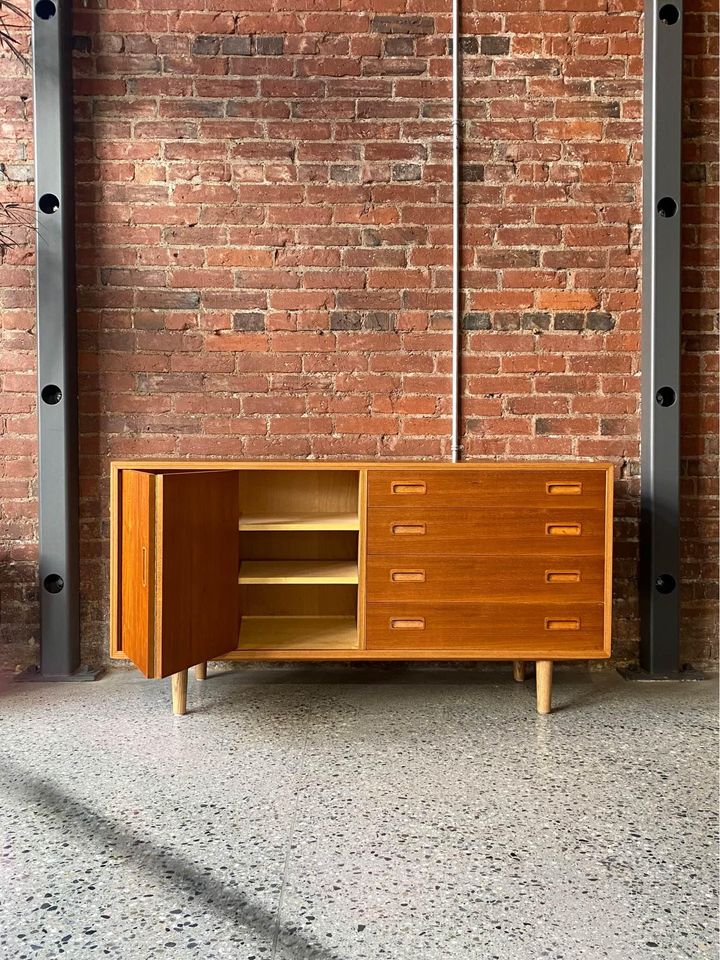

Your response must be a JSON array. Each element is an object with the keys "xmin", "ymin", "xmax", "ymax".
[
  {"xmin": 391, "ymin": 523, "xmax": 426, "ymax": 536},
  {"xmin": 546, "ymin": 481, "xmax": 582, "ymax": 496},
  {"xmin": 545, "ymin": 618, "xmax": 580, "ymax": 631},
  {"xmin": 545, "ymin": 571, "xmax": 581, "ymax": 583},
  {"xmin": 141, "ymin": 545, "xmax": 148, "ymax": 588},
  {"xmin": 390, "ymin": 618, "xmax": 425, "ymax": 630},
  {"xmin": 391, "ymin": 481, "xmax": 427, "ymax": 495},
  {"xmin": 390, "ymin": 570, "xmax": 426, "ymax": 582},
  {"xmin": 546, "ymin": 523, "xmax": 581, "ymax": 537}
]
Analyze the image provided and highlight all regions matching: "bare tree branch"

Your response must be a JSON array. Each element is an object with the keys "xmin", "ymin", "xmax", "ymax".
[{"xmin": 0, "ymin": 0, "xmax": 30, "ymax": 65}]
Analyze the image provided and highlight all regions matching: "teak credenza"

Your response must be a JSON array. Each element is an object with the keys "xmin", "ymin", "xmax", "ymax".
[{"xmin": 110, "ymin": 461, "xmax": 614, "ymax": 715}]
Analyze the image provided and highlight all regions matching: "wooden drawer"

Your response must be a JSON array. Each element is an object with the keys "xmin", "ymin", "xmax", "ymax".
[
  {"xmin": 366, "ymin": 602, "xmax": 606, "ymax": 657},
  {"xmin": 367, "ymin": 506, "xmax": 606, "ymax": 557},
  {"xmin": 368, "ymin": 468, "xmax": 607, "ymax": 511},
  {"xmin": 366, "ymin": 555, "xmax": 605, "ymax": 604}
]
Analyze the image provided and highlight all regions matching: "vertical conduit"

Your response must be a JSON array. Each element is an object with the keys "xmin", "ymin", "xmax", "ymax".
[{"xmin": 450, "ymin": 0, "xmax": 462, "ymax": 462}]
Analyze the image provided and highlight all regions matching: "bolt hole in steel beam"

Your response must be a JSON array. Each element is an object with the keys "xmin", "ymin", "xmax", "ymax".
[
  {"xmin": 658, "ymin": 3, "xmax": 679, "ymax": 23},
  {"xmin": 35, "ymin": 0, "xmax": 56, "ymax": 18},
  {"xmin": 41, "ymin": 384, "xmax": 62, "ymax": 405},
  {"xmin": 655, "ymin": 574, "xmax": 677, "ymax": 594},
  {"xmin": 656, "ymin": 196, "xmax": 677, "ymax": 218},
  {"xmin": 43, "ymin": 574, "xmax": 65, "ymax": 594},
  {"xmin": 656, "ymin": 386, "xmax": 677, "ymax": 407},
  {"xmin": 38, "ymin": 192, "xmax": 60, "ymax": 214}
]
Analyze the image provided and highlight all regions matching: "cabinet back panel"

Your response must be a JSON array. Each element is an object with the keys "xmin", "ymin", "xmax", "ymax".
[
  {"xmin": 240, "ymin": 530, "xmax": 358, "ymax": 562},
  {"xmin": 240, "ymin": 584, "xmax": 358, "ymax": 617},
  {"xmin": 238, "ymin": 470, "xmax": 359, "ymax": 516}
]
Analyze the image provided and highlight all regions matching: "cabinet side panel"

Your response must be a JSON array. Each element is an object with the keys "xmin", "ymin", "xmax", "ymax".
[
  {"xmin": 109, "ymin": 465, "xmax": 123, "ymax": 658},
  {"xmin": 604, "ymin": 465, "xmax": 615, "ymax": 656},
  {"xmin": 120, "ymin": 470, "xmax": 156, "ymax": 677}
]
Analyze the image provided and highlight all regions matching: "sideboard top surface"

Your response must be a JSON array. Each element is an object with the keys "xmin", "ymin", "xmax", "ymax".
[{"xmin": 111, "ymin": 459, "xmax": 614, "ymax": 473}]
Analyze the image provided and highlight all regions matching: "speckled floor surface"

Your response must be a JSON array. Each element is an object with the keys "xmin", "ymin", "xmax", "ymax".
[{"xmin": 0, "ymin": 666, "xmax": 717, "ymax": 960}]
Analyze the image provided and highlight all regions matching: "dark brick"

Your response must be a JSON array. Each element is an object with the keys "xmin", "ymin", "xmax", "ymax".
[
  {"xmin": 463, "ymin": 312, "xmax": 491, "ymax": 331},
  {"xmin": 385, "ymin": 37, "xmax": 414, "ymax": 56},
  {"xmin": 554, "ymin": 312, "xmax": 584, "ymax": 331},
  {"xmin": 521, "ymin": 312, "xmax": 551, "ymax": 330},
  {"xmin": 535, "ymin": 418, "xmax": 554, "ymax": 435},
  {"xmin": 601, "ymin": 418, "xmax": 629, "ymax": 436},
  {"xmin": 362, "ymin": 229, "xmax": 382, "ymax": 248},
  {"xmin": 447, "ymin": 37, "xmax": 479, "ymax": 54},
  {"xmin": 192, "ymin": 36, "xmax": 220, "ymax": 56},
  {"xmin": 255, "ymin": 36, "xmax": 283, "ymax": 55},
  {"xmin": 587, "ymin": 311, "xmax": 615, "ymax": 331},
  {"xmin": 221, "ymin": 36, "xmax": 252, "ymax": 55},
  {"xmin": 330, "ymin": 165, "xmax": 360, "ymax": 183},
  {"xmin": 461, "ymin": 164, "xmax": 484, "ymax": 182},
  {"xmin": 683, "ymin": 164, "xmax": 706, "ymax": 183},
  {"xmin": 393, "ymin": 163, "xmax": 421, "ymax": 182},
  {"xmin": 364, "ymin": 311, "xmax": 395, "ymax": 331},
  {"xmin": 371, "ymin": 16, "xmax": 434, "ymax": 35},
  {"xmin": 72, "ymin": 35, "xmax": 91, "ymax": 54},
  {"xmin": 480, "ymin": 36, "xmax": 511, "ymax": 56},
  {"xmin": 330, "ymin": 311, "xmax": 362, "ymax": 331},
  {"xmin": 233, "ymin": 311, "xmax": 265, "ymax": 331},
  {"xmin": 144, "ymin": 290, "xmax": 201, "ymax": 309}
]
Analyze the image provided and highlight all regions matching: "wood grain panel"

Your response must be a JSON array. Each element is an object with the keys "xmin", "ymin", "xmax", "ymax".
[
  {"xmin": 156, "ymin": 471, "xmax": 240, "ymax": 678},
  {"xmin": 368, "ymin": 506, "xmax": 605, "ymax": 557},
  {"xmin": 366, "ymin": 602, "xmax": 605, "ymax": 655},
  {"xmin": 366, "ymin": 555, "xmax": 605, "ymax": 603},
  {"xmin": 120, "ymin": 469, "xmax": 155, "ymax": 677},
  {"xmin": 368, "ymin": 468, "xmax": 606, "ymax": 510}
]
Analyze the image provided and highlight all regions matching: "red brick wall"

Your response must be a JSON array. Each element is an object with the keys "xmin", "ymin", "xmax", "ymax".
[{"xmin": 0, "ymin": 0, "xmax": 717, "ymax": 669}]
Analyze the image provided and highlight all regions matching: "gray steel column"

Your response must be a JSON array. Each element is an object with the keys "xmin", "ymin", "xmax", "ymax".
[
  {"xmin": 639, "ymin": 0, "xmax": 683, "ymax": 674},
  {"xmin": 26, "ymin": 0, "xmax": 89, "ymax": 678}
]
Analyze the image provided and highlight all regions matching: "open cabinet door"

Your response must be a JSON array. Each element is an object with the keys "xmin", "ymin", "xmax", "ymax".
[
  {"xmin": 155, "ymin": 471, "xmax": 239, "ymax": 678},
  {"xmin": 120, "ymin": 469, "xmax": 240, "ymax": 679}
]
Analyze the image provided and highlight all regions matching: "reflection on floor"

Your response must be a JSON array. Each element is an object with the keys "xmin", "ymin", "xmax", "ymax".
[{"xmin": 0, "ymin": 665, "xmax": 716, "ymax": 960}]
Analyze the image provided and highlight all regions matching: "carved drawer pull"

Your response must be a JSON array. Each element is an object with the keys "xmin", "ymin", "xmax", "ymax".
[
  {"xmin": 546, "ymin": 481, "xmax": 583, "ymax": 496},
  {"xmin": 545, "ymin": 571, "xmax": 581, "ymax": 583},
  {"xmin": 546, "ymin": 523, "xmax": 582, "ymax": 536},
  {"xmin": 545, "ymin": 618, "xmax": 581, "ymax": 631},
  {"xmin": 391, "ymin": 481, "xmax": 427, "ymax": 495},
  {"xmin": 141, "ymin": 546, "xmax": 148, "ymax": 588},
  {"xmin": 390, "ymin": 618, "xmax": 425, "ymax": 630},
  {"xmin": 391, "ymin": 570, "xmax": 426, "ymax": 582},
  {"xmin": 391, "ymin": 523, "xmax": 426, "ymax": 536}
]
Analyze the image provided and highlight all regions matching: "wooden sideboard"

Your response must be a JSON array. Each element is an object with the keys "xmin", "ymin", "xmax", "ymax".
[{"xmin": 110, "ymin": 460, "xmax": 614, "ymax": 715}]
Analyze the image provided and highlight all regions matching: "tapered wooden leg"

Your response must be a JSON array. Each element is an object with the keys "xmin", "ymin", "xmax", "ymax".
[
  {"xmin": 536, "ymin": 660, "xmax": 553, "ymax": 715},
  {"xmin": 195, "ymin": 662, "xmax": 207, "ymax": 681},
  {"xmin": 171, "ymin": 669, "xmax": 188, "ymax": 716},
  {"xmin": 512, "ymin": 660, "xmax": 526, "ymax": 682}
]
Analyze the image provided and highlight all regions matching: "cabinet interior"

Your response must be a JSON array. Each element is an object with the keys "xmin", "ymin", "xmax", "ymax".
[{"xmin": 236, "ymin": 470, "xmax": 362, "ymax": 652}]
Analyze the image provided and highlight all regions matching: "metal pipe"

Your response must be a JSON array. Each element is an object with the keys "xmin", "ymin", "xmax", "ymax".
[{"xmin": 450, "ymin": 0, "xmax": 462, "ymax": 462}]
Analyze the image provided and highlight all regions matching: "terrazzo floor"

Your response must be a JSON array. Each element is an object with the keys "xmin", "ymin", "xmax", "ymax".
[{"xmin": 0, "ymin": 665, "xmax": 717, "ymax": 960}]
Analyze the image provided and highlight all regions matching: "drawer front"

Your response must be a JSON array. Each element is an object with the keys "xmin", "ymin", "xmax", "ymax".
[
  {"xmin": 368, "ymin": 468, "xmax": 607, "ymax": 511},
  {"xmin": 366, "ymin": 555, "xmax": 605, "ymax": 604},
  {"xmin": 367, "ymin": 506, "xmax": 605, "ymax": 557},
  {"xmin": 366, "ymin": 602, "xmax": 605, "ymax": 656}
]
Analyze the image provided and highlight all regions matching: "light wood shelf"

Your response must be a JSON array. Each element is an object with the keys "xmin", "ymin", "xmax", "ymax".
[
  {"xmin": 238, "ymin": 512, "xmax": 359, "ymax": 531},
  {"xmin": 236, "ymin": 616, "xmax": 358, "ymax": 651},
  {"xmin": 239, "ymin": 560, "xmax": 358, "ymax": 585}
]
